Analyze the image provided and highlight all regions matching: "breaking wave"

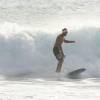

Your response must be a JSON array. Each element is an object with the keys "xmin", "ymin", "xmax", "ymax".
[{"xmin": 0, "ymin": 22, "xmax": 100, "ymax": 79}]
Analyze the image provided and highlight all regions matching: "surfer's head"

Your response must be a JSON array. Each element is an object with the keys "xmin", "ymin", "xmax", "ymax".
[{"xmin": 62, "ymin": 28, "xmax": 68, "ymax": 36}]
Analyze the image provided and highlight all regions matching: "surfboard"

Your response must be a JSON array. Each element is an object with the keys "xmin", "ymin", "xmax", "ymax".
[
  {"xmin": 67, "ymin": 68, "xmax": 86, "ymax": 78},
  {"xmin": 68, "ymin": 68, "xmax": 86, "ymax": 75}
]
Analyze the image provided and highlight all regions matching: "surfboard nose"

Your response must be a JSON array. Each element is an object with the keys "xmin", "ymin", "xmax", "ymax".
[{"xmin": 67, "ymin": 68, "xmax": 86, "ymax": 79}]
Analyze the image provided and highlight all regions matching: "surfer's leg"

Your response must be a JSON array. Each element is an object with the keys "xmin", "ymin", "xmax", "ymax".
[
  {"xmin": 56, "ymin": 58, "xmax": 64, "ymax": 72},
  {"xmin": 53, "ymin": 46, "xmax": 64, "ymax": 72}
]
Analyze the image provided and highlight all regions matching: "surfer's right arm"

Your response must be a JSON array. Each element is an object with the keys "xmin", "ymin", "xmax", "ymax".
[{"xmin": 64, "ymin": 39, "xmax": 75, "ymax": 43}]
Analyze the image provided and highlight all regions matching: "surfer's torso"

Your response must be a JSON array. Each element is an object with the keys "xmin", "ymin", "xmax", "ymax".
[
  {"xmin": 53, "ymin": 34, "xmax": 64, "ymax": 61},
  {"xmin": 54, "ymin": 34, "xmax": 64, "ymax": 47}
]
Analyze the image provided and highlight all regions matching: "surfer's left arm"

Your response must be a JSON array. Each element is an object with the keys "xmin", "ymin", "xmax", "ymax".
[{"xmin": 64, "ymin": 39, "xmax": 75, "ymax": 43}]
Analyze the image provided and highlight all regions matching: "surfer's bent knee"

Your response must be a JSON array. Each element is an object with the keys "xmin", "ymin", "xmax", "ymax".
[{"xmin": 59, "ymin": 58, "xmax": 64, "ymax": 63}]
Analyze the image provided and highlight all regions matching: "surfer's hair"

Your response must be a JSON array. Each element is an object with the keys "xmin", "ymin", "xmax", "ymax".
[{"xmin": 62, "ymin": 28, "xmax": 67, "ymax": 32}]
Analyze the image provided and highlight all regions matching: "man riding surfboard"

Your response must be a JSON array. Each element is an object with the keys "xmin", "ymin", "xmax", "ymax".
[{"xmin": 53, "ymin": 28, "xmax": 75, "ymax": 72}]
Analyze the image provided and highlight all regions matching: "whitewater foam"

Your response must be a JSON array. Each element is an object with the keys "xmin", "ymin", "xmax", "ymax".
[
  {"xmin": 0, "ymin": 22, "xmax": 99, "ymax": 79},
  {"xmin": 0, "ymin": 0, "xmax": 100, "ymax": 79}
]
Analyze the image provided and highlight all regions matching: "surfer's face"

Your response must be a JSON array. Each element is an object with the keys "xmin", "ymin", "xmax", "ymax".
[{"xmin": 63, "ymin": 30, "xmax": 68, "ymax": 36}]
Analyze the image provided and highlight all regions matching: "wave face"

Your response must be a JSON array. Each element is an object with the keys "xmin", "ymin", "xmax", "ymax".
[
  {"xmin": 0, "ymin": 0, "xmax": 100, "ymax": 78},
  {"xmin": 0, "ymin": 22, "xmax": 99, "ymax": 78}
]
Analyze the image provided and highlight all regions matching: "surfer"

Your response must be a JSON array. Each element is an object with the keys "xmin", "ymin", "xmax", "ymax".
[{"xmin": 53, "ymin": 28, "xmax": 75, "ymax": 72}]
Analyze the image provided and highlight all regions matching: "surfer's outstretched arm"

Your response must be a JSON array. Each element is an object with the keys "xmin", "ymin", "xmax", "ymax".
[{"xmin": 64, "ymin": 39, "xmax": 75, "ymax": 43}]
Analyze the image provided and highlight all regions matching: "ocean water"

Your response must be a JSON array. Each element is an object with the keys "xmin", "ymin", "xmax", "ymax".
[{"xmin": 0, "ymin": 0, "xmax": 100, "ymax": 99}]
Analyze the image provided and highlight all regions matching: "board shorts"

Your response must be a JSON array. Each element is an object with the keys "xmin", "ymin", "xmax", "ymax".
[{"xmin": 53, "ymin": 46, "xmax": 63, "ymax": 61}]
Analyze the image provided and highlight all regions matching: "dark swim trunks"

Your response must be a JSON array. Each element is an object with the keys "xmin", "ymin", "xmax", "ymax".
[{"xmin": 53, "ymin": 46, "xmax": 63, "ymax": 61}]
